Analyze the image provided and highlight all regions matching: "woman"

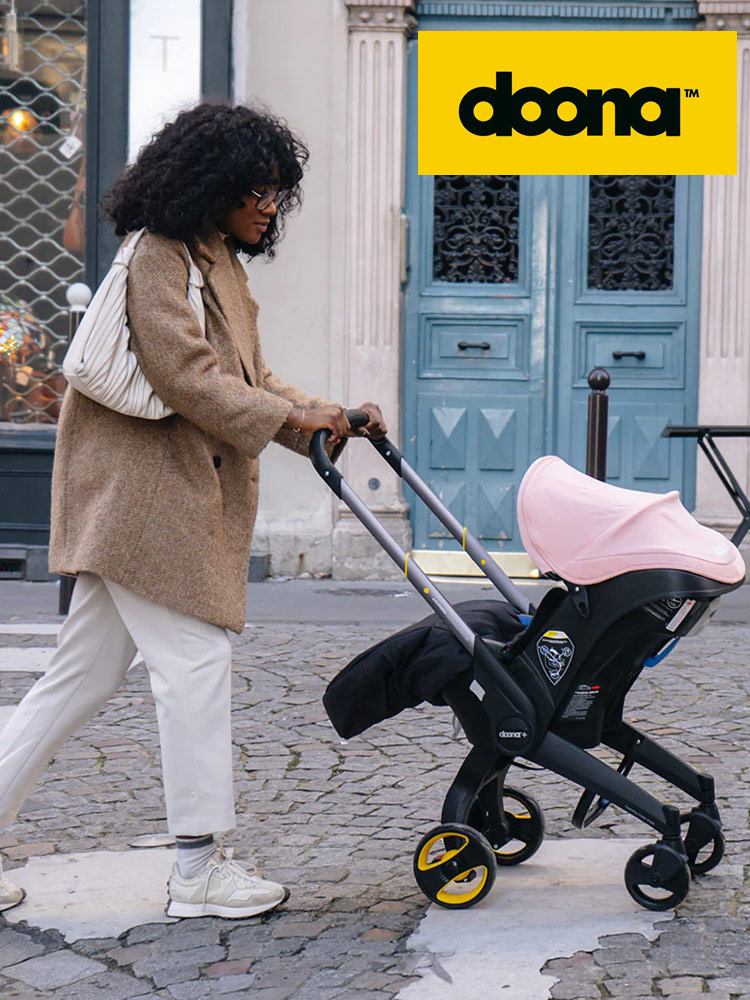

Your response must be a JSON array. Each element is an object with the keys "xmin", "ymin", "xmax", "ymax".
[{"xmin": 0, "ymin": 103, "xmax": 386, "ymax": 919}]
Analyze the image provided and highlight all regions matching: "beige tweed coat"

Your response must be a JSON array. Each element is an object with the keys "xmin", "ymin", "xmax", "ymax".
[{"xmin": 49, "ymin": 226, "xmax": 337, "ymax": 633}]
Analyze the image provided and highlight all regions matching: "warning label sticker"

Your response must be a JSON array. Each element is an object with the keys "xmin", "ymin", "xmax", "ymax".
[
  {"xmin": 560, "ymin": 684, "xmax": 600, "ymax": 721},
  {"xmin": 666, "ymin": 599, "xmax": 696, "ymax": 632}
]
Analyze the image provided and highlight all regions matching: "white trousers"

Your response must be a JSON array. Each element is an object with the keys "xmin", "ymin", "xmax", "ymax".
[{"xmin": 0, "ymin": 572, "xmax": 236, "ymax": 835}]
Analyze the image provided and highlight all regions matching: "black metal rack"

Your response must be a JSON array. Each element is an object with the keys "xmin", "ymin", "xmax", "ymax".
[{"xmin": 661, "ymin": 425, "xmax": 750, "ymax": 546}]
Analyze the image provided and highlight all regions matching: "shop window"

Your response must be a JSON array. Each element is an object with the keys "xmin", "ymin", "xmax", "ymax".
[{"xmin": 0, "ymin": 0, "xmax": 87, "ymax": 423}]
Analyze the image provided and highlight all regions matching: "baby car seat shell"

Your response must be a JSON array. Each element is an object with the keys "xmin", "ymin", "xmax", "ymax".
[{"xmin": 518, "ymin": 456, "xmax": 746, "ymax": 587}]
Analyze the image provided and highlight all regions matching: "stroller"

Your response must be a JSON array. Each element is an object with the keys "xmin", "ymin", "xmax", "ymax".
[{"xmin": 311, "ymin": 413, "xmax": 745, "ymax": 911}]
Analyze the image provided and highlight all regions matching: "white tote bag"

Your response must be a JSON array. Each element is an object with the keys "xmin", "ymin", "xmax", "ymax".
[{"xmin": 62, "ymin": 228, "xmax": 205, "ymax": 420}]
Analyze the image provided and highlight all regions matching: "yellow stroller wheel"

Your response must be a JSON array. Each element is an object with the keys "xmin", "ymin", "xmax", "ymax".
[{"xmin": 413, "ymin": 823, "xmax": 496, "ymax": 909}]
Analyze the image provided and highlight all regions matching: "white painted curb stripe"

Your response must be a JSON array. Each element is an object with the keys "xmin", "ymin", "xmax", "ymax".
[
  {"xmin": 0, "ymin": 624, "xmax": 60, "ymax": 635},
  {"xmin": 4, "ymin": 849, "xmax": 177, "ymax": 942},
  {"xmin": 0, "ymin": 649, "xmax": 56, "ymax": 672},
  {"xmin": 0, "ymin": 648, "xmax": 143, "ymax": 673}
]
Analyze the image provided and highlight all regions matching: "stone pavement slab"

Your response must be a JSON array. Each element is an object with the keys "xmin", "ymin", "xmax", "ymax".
[
  {"xmin": 4, "ymin": 949, "xmax": 105, "ymax": 988},
  {"xmin": 2, "ymin": 986, "xmax": 63, "ymax": 1000},
  {"xmin": 0, "ymin": 927, "xmax": 46, "ymax": 967},
  {"xmin": 52, "ymin": 969, "xmax": 156, "ymax": 1000}
]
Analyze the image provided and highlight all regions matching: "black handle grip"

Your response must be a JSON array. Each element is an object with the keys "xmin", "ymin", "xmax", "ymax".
[
  {"xmin": 612, "ymin": 350, "xmax": 645, "ymax": 360},
  {"xmin": 310, "ymin": 430, "xmax": 342, "ymax": 497},
  {"xmin": 458, "ymin": 341, "xmax": 491, "ymax": 351},
  {"xmin": 345, "ymin": 408, "xmax": 369, "ymax": 428},
  {"xmin": 370, "ymin": 435, "xmax": 403, "ymax": 475},
  {"xmin": 310, "ymin": 409, "xmax": 372, "ymax": 498}
]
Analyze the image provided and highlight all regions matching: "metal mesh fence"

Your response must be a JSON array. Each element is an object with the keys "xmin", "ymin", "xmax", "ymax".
[{"xmin": 0, "ymin": 0, "xmax": 86, "ymax": 423}]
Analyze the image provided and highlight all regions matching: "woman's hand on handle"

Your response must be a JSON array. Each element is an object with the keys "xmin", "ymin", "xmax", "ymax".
[
  {"xmin": 285, "ymin": 402, "xmax": 387, "ymax": 445},
  {"xmin": 284, "ymin": 405, "xmax": 350, "ymax": 445},
  {"xmin": 355, "ymin": 401, "xmax": 387, "ymax": 440}
]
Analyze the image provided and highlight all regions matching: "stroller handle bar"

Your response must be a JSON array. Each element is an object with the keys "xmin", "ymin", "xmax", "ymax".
[
  {"xmin": 310, "ymin": 411, "xmax": 532, "ymax": 653},
  {"xmin": 367, "ymin": 436, "xmax": 531, "ymax": 614}
]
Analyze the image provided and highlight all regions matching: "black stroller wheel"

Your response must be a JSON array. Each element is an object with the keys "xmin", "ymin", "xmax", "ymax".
[
  {"xmin": 467, "ymin": 783, "xmax": 545, "ymax": 866},
  {"xmin": 624, "ymin": 842, "xmax": 691, "ymax": 911},
  {"xmin": 686, "ymin": 828, "xmax": 725, "ymax": 876},
  {"xmin": 681, "ymin": 809, "xmax": 725, "ymax": 876},
  {"xmin": 413, "ymin": 823, "xmax": 496, "ymax": 909}
]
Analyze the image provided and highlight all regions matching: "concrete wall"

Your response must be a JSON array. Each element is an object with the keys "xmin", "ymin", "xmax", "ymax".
[{"xmin": 232, "ymin": 0, "xmax": 349, "ymax": 575}]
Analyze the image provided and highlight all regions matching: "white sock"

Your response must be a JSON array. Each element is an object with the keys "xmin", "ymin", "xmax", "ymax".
[{"xmin": 175, "ymin": 835, "xmax": 215, "ymax": 879}]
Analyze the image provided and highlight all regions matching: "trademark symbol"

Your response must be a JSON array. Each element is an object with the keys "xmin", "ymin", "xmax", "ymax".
[{"xmin": 684, "ymin": 88, "xmax": 700, "ymax": 98}]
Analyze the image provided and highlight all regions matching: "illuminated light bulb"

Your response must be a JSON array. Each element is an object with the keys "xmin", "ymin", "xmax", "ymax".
[{"xmin": 3, "ymin": 107, "xmax": 38, "ymax": 133}]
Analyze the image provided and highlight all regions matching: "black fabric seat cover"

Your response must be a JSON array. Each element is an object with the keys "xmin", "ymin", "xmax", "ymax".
[{"xmin": 323, "ymin": 599, "xmax": 524, "ymax": 739}]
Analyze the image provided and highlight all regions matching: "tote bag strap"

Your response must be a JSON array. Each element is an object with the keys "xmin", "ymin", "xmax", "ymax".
[
  {"xmin": 114, "ymin": 229, "xmax": 205, "ymax": 334},
  {"xmin": 116, "ymin": 227, "xmax": 147, "ymax": 266},
  {"xmin": 181, "ymin": 242, "xmax": 205, "ymax": 334},
  {"xmin": 116, "ymin": 229, "xmax": 201, "ymax": 279},
  {"xmin": 183, "ymin": 244, "xmax": 204, "ymax": 291}
]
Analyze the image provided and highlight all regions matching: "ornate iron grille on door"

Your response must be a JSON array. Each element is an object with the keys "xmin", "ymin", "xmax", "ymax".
[
  {"xmin": 433, "ymin": 175, "xmax": 520, "ymax": 284},
  {"xmin": 588, "ymin": 175, "xmax": 676, "ymax": 292},
  {"xmin": 0, "ymin": 0, "xmax": 86, "ymax": 423}
]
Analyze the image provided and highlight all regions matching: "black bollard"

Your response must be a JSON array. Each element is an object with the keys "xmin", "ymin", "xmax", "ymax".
[{"xmin": 586, "ymin": 368, "xmax": 610, "ymax": 482}]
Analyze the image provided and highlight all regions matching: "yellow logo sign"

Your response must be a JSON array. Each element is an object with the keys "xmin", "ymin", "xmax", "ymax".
[{"xmin": 418, "ymin": 31, "xmax": 737, "ymax": 175}]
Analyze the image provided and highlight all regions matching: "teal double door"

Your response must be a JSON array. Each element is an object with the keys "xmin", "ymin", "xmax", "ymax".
[{"xmin": 403, "ymin": 129, "xmax": 703, "ymax": 558}]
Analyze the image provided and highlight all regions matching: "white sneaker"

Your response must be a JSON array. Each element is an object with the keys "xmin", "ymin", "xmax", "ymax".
[
  {"xmin": 165, "ymin": 846, "xmax": 289, "ymax": 919},
  {"xmin": 0, "ymin": 857, "xmax": 26, "ymax": 913}
]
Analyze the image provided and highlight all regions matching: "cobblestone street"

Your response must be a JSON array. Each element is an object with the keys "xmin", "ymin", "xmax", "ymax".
[{"xmin": 0, "ymin": 581, "xmax": 748, "ymax": 999}]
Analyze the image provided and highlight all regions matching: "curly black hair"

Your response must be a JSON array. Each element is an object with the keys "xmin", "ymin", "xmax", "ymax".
[{"xmin": 102, "ymin": 102, "xmax": 309, "ymax": 258}]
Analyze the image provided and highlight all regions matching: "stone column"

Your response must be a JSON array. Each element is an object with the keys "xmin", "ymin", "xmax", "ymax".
[
  {"xmin": 332, "ymin": 1, "xmax": 417, "ymax": 579},
  {"xmin": 695, "ymin": 3, "xmax": 750, "ymax": 537}
]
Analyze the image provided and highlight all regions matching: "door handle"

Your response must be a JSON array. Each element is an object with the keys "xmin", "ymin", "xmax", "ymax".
[
  {"xmin": 399, "ymin": 211, "xmax": 408, "ymax": 286},
  {"xmin": 458, "ymin": 341, "xmax": 491, "ymax": 351},
  {"xmin": 612, "ymin": 350, "xmax": 646, "ymax": 360}
]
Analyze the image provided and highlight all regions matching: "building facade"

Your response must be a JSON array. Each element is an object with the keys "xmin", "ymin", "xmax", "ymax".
[
  {"xmin": 239, "ymin": 0, "xmax": 750, "ymax": 579},
  {"xmin": 1, "ymin": 0, "xmax": 748, "ymax": 581}
]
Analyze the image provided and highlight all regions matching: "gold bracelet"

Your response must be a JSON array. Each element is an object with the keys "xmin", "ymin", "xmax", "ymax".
[{"xmin": 292, "ymin": 409, "xmax": 305, "ymax": 433}]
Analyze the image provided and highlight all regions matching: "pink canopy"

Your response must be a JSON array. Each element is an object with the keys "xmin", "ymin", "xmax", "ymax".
[{"xmin": 517, "ymin": 456, "xmax": 746, "ymax": 586}]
